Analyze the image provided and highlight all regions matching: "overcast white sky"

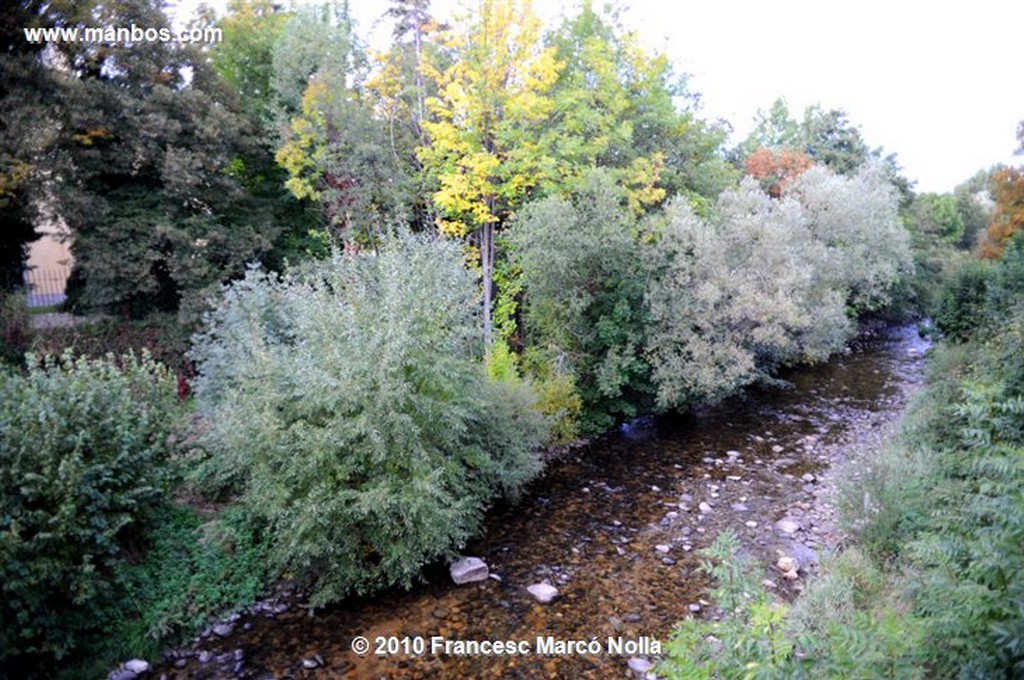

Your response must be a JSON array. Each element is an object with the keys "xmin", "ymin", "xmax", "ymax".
[{"xmin": 173, "ymin": 0, "xmax": 1024, "ymax": 193}]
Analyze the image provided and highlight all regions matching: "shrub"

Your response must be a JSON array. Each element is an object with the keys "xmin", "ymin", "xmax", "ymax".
[
  {"xmin": 0, "ymin": 290, "xmax": 30, "ymax": 365},
  {"xmin": 0, "ymin": 351, "xmax": 180, "ymax": 671},
  {"xmin": 189, "ymin": 233, "xmax": 548, "ymax": 606},
  {"xmin": 508, "ymin": 170, "xmax": 652, "ymax": 433},
  {"xmin": 645, "ymin": 181, "xmax": 851, "ymax": 410},
  {"xmin": 932, "ymin": 259, "xmax": 994, "ymax": 341}
]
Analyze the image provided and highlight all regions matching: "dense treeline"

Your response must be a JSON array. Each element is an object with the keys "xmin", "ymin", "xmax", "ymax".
[{"xmin": 0, "ymin": 0, "xmax": 1015, "ymax": 675}]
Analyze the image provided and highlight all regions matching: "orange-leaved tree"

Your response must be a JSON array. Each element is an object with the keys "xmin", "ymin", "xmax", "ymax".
[
  {"xmin": 980, "ymin": 166, "xmax": 1024, "ymax": 259},
  {"xmin": 745, "ymin": 147, "xmax": 813, "ymax": 198}
]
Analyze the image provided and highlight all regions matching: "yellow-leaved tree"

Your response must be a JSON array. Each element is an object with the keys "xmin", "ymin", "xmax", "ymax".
[{"xmin": 418, "ymin": 0, "xmax": 560, "ymax": 346}]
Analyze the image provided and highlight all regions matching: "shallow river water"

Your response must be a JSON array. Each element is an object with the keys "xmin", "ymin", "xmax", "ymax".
[{"xmin": 160, "ymin": 324, "xmax": 929, "ymax": 679}]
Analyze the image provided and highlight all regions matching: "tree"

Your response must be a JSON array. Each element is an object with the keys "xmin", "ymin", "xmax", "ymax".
[
  {"xmin": 787, "ymin": 164, "xmax": 913, "ymax": 312},
  {"xmin": 418, "ymin": 0, "xmax": 560, "ymax": 346},
  {"xmin": 980, "ymin": 122, "xmax": 1024, "ymax": 260},
  {"xmin": 208, "ymin": 0, "xmax": 290, "ymax": 126},
  {"xmin": 0, "ymin": 54, "xmax": 48, "ymax": 290},
  {"xmin": 906, "ymin": 193, "xmax": 965, "ymax": 246},
  {"xmin": 645, "ymin": 179, "xmax": 848, "ymax": 410},
  {"xmin": 981, "ymin": 166, "xmax": 1024, "ymax": 259},
  {"xmin": 799, "ymin": 105, "xmax": 870, "ymax": 176},
  {"xmin": 364, "ymin": 0, "xmax": 445, "ymax": 232},
  {"xmin": 542, "ymin": 1, "xmax": 734, "ymax": 212},
  {"xmin": 737, "ymin": 97, "xmax": 800, "ymax": 160},
  {"xmin": 508, "ymin": 169, "xmax": 651, "ymax": 432},
  {"xmin": 4, "ymin": 0, "xmax": 292, "ymax": 320},
  {"xmin": 744, "ymin": 147, "xmax": 813, "ymax": 198}
]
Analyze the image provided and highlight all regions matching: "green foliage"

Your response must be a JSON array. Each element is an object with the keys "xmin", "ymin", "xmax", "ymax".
[
  {"xmin": 0, "ymin": 290, "xmax": 30, "ymax": 365},
  {"xmin": 190, "ymin": 233, "xmax": 547, "ymax": 605},
  {"xmin": 509, "ymin": 169, "xmax": 652, "ymax": 432},
  {"xmin": 645, "ymin": 177, "xmax": 853, "ymax": 410},
  {"xmin": 933, "ymin": 259, "xmax": 994, "ymax": 341},
  {"xmin": 907, "ymin": 193, "xmax": 966, "ymax": 246},
  {"xmin": 110, "ymin": 504, "xmax": 271, "ymax": 651},
  {"xmin": 787, "ymin": 164, "xmax": 913, "ymax": 313},
  {"xmin": 837, "ymin": 438, "xmax": 936, "ymax": 560},
  {"xmin": 29, "ymin": 313, "xmax": 194, "ymax": 374},
  {"xmin": 811, "ymin": 301, "xmax": 1024, "ymax": 677},
  {"xmin": 659, "ymin": 531, "xmax": 808, "ymax": 680},
  {"xmin": 932, "ymin": 228, "xmax": 1024, "ymax": 343},
  {"xmin": 0, "ymin": 351, "xmax": 180, "ymax": 671}
]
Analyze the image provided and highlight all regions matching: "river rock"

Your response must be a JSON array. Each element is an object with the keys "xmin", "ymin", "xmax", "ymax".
[
  {"xmin": 774, "ymin": 517, "xmax": 801, "ymax": 535},
  {"xmin": 780, "ymin": 541, "xmax": 819, "ymax": 570},
  {"xmin": 628, "ymin": 657, "xmax": 653, "ymax": 673},
  {"xmin": 212, "ymin": 622, "xmax": 234, "ymax": 638},
  {"xmin": 450, "ymin": 556, "xmax": 489, "ymax": 585},
  {"xmin": 527, "ymin": 583, "xmax": 559, "ymax": 603},
  {"xmin": 108, "ymin": 659, "xmax": 149, "ymax": 680}
]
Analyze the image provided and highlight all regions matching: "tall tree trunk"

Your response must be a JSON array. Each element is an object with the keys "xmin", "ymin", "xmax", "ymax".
[{"xmin": 481, "ymin": 220, "xmax": 494, "ymax": 347}]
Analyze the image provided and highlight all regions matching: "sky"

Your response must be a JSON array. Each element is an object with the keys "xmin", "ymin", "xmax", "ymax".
[{"xmin": 172, "ymin": 0, "xmax": 1024, "ymax": 194}]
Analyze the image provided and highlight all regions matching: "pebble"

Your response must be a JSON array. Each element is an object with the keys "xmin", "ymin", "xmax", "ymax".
[
  {"xmin": 212, "ymin": 623, "xmax": 234, "ymax": 638},
  {"xmin": 730, "ymin": 502, "xmax": 749, "ymax": 512},
  {"xmin": 655, "ymin": 544, "xmax": 671, "ymax": 554},
  {"xmin": 628, "ymin": 657, "xmax": 653, "ymax": 673},
  {"xmin": 198, "ymin": 651, "xmax": 213, "ymax": 664},
  {"xmin": 775, "ymin": 517, "xmax": 801, "ymax": 535},
  {"xmin": 688, "ymin": 603, "xmax": 702, "ymax": 613},
  {"xmin": 698, "ymin": 502, "xmax": 713, "ymax": 513},
  {"xmin": 527, "ymin": 583, "xmax": 559, "ymax": 603},
  {"xmin": 744, "ymin": 520, "xmax": 758, "ymax": 528}
]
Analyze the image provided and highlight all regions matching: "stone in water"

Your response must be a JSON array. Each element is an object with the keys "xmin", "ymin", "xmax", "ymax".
[
  {"xmin": 527, "ymin": 583, "xmax": 559, "ymax": 603},
  {"xmin": 450, "ymin": 556, "xmax": 489, "ymax": 585}
]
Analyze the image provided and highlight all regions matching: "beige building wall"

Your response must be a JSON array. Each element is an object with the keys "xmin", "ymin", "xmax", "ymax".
[{"xmin": 25, "ymin": 224, "xmax": 72, "ymax": 304}]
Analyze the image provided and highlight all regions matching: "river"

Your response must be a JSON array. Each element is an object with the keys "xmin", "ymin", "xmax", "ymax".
[{"xmin": 158, "ymin": 323, "xmax": 929, "ymax": 679}]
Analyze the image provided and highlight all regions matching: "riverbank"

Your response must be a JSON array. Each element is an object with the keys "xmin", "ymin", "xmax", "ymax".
[{"xmin": 141, "ymin": 324, "xmax": 927, "ymax": 679}]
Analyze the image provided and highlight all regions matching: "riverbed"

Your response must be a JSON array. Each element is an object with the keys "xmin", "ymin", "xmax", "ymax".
[{"xmin": 158, "ymin": 323, "xmax": 929, "ymax": 679}]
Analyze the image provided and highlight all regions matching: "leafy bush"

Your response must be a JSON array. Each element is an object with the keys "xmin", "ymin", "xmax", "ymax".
[
  {"xmin": 787, "ymin": 163, "xmax": 913, "ymax": 314},
  {"xmin": 30, "ymin": 313, "xmax": 194, "ymax": 374},
  {"xmin": 508, "ymin": 170, "xmax": 652, "ymax": 433},
  {"xmin": 0, "ymin": 351, "xmax": 180, "ymax": 671},
  {"xmin": 0, "ymin": 290, "xmax": 30, "ymax": 365},
  {"xmin": 932, "ymin": 259, "xmax": 994, "ymax": 341},
  {"xmin": 645, "ymin": 180, "xmax": 851, "ymax": 410},
  {"xmin": 646, "ymin": 165, "xmax": 911, "ymax": 412},
  {"xmin": 190, "ymin": 233, "xmax": 547, "ymax": 606},
  {"xmin": 659, "ymin": 531, "xmax": 809, "ymax": 679}
]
